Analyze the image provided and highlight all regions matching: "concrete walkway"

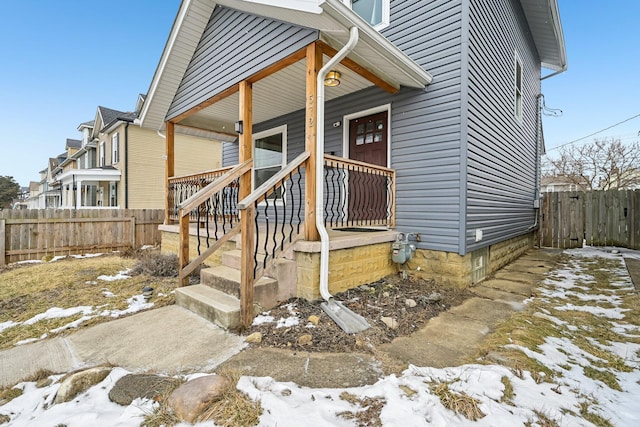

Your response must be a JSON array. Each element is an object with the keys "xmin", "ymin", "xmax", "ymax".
[
  {"xmin": 219, "ymin": 249, "xmax": 562, "ymax": 385},
  {"xmin": 0, "ymin": 306, "xmax": 245, "ymax": 388},
  {"xmin": 1, "ymin": 249, "xmax": 561, "ymax": 389}
]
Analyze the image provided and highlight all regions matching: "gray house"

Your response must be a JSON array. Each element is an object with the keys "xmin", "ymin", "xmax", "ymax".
[{"xmin": 140, "ymin": 0, "xmax": 566, "ymax": 327}]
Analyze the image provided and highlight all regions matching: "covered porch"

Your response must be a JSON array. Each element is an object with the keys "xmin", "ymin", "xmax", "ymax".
[{"xmin": 141, "ymin": 0, "xmax": 432, "ymax": 327}]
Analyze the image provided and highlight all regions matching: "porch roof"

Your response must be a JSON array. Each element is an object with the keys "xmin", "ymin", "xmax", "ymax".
[
  {"xmin": 56, "ymin": 168, "xmax": 121, "ymax": 185},
  {"xmin": 139, "ymin": 0, "xmax": 433, "ymax": 133}
]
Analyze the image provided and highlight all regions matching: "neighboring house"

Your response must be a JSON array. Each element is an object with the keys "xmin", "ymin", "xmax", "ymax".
[
  {"xmin": 541, "ymin": 175, "xmax": 588, "ymax": 193},
  {"xmin": 31, "ymin": 156, "xmax": 65, "ymax": 209},
  {"xmin": 26, "ymin": 181, "xmax": 40, "ymax": 209},
  {"xmin": 140, "ymin": 0, "xmax": 567, "ymax": 324},
  {"xmin": 55, "ymin": 94, "xmax": 223, "ymax": 209}
]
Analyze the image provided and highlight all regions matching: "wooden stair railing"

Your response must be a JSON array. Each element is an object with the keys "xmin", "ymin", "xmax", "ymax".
[
  {"xmin": 237, "ymin": 151, "xmax": 310, "ymax": 326},
  {"xmin": 177, "ymin": 160, "xmax": 253, "ymax": 286}
]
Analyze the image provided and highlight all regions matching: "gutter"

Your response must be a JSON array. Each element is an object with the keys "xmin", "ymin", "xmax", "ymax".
[{"xmin": 316, "ymin": 26, "xmax": 359, "ymax": 301}]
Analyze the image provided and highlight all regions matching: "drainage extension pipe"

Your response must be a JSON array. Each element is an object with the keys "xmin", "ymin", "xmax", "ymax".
[{"xmin": 316, "ymin": 26, "xmax": 359, "ymax": 301}]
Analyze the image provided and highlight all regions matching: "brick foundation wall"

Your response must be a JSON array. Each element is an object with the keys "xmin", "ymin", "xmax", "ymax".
[
  {"xmin": 296, "ymin": 242, "xmax": 396, "ymax": 301},
  {"xmin": 487, "ymin": 233, "xmax": 534, "ymax": 275},
  {"xmin": 402, "ymin": 232, "xmax": 535, "ymax": 289}
]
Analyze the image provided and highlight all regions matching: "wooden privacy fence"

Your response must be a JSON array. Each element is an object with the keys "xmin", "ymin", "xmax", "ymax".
[
  {"xmin": 0, "ymin": 209, "xmax": 165, "ymax": 266},
  {"xmin": 540, "ymin": 190, "xmax": 639, "ymax": 249}
]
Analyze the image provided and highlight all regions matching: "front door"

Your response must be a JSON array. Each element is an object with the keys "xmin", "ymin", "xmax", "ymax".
[{"xmin": 348, "ymin": 111, "xmax": 388, "ymax": 223}]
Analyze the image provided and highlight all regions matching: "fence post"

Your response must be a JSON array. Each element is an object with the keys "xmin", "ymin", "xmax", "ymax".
[
  {"xmin": 0, "ymin": 219, "xmax": 5, "ymax": 267},
  {"xmin": 130, "ymin": 216, "xmax": 136, "ymax": 249}
]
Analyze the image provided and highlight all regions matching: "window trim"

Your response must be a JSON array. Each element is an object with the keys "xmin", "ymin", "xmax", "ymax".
[
  {"xmin": 112, "ymin": 132, "xmax": 120, "ymax": 164},
  {"xmin": 342, "ymin": 0, "xmax": 390, "ymax": 31},
  {"xmin": 252, "ymin": 124, "xmax": 288, "ymax": 205},
  {"xmin": 514, "ymin": 51, "xmax": 523, "ymax": 122}
]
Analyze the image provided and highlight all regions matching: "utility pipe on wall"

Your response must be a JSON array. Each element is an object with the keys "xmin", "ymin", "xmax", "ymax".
[{"xmin": 315, "ymin": 26, "xmax": 359, "ymax": 301}]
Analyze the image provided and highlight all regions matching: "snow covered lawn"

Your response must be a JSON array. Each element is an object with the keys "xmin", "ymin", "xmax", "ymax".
[{"xmin": 1, "ymin": 247, "xmax": 639, "ymax": 426}]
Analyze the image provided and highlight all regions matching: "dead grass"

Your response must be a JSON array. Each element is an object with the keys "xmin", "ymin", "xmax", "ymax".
[
  {"xmin": 579, "ymin": 400, "xmax": 614, "ymax": 427},
  {"xmin": 530, "ymin": 410, "xmax": 560, "ymax": 427},
  {"xmin": 500, "ymin": 376, "xmax": 514, "ymax": 404},
  {"xmin": 430, "ymin": 381, "xmax": 485, "ymax": 421},
  {"xmin": 0, "ymin": 386, "xmax": 23, "ymax": 405},
  {"xmin": 140, "ymin": 376, "xmax": 186, "ymax": 427},
  {"xmin": 337, "ymin": 391, "xmax": 386, "ymax": 427},
  {"xmin": 582, "ymin": 366, "xmax": 622, "ymax": 391},
  {"xmin": 0, "ymin": 252, "xmax": 179, "ymax": 351},
  {"xmin": 194, "ymin": 369, "xmax": 262, "ymax": 427}
]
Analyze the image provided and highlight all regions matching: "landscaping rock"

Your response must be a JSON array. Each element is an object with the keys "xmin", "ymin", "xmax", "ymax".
[
  {"xmin": 54, "ymin": 367, "xmax": 112, "ymax": 403},
  {"xmin": 108, "ymin": 373, "xmax": 181, "ymax": 406},
  {"xmin": 425, "ymin": 292, "xmax": 442, "ymax": 303},
  {"xmin": 297, "ymin": 334, "xmax": 313, "ymax": 346},
  {"xmin": 405, "ymin": 298, "xmax": 417, "ymax": 308},
  {"xmin": 381, "ymin": 317, "xmax": 398, "ymax": 329},
  {"xmin": 168, "ymin": 375, "xmax": 230, "ymax": 423},
  {"xmin": 245, "ymin": 332, "xmax": 263, "ymax": 343},
  {"xmin": 308, "ymin": 315, "xmax": 320, "ymax": 325}
]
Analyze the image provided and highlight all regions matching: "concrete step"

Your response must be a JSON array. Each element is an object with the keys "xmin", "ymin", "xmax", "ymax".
[
  {"xmin": 201, "ymin": 265, "xmax": 279, "ymax": 310},
  {"xmin": 175, "ymin": 285, "xmax": 240, "ymax": 329},
  {"xmin": 221, "ymin": 249, "xmax": 242, "ymax": 270}
]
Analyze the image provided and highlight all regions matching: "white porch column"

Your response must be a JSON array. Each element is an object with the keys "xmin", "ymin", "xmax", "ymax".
[{"xmin": 75, "ymin": 178, "xmax": 83, "ymax": 208}]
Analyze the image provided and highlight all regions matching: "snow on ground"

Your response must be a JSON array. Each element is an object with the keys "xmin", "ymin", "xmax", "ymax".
[
  {"xmin": 2, "ymin": 246, "xmax": 640, "ymax": 426},
  {"xmin": 1, "ymin": 268, "xmax": 153, "ymax": 346}
]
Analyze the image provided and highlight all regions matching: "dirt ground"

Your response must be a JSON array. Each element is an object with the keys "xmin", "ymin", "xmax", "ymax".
[{"xmin": 244, "ymin": 273, "xmax": 473, "ymax": 353}]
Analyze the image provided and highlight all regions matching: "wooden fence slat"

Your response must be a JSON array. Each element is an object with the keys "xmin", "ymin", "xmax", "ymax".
[
  {"xmin": 542, "ymin": 189, "xmax": 639, "ymax": 250},
  {"xmin": 0, "ymin": 208, "xmax": 164, "ymax": 263}
]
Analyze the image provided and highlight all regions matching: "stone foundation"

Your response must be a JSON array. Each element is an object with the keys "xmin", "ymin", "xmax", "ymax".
[
  {"xmin": 404, "ymin": 232, "xmax": 534, "ymax": 289},
  {"xmin": 296, "ymin": 242, "xmax": 396, "ymax": 301}
]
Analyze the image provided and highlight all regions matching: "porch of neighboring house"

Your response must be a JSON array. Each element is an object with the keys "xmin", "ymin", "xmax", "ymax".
[
  {"xmin": 159, "ymin": 38, "xmax": 425, "ymax": 328},
  {"xmin": 56, "ymin": 169, "xmax": 122, "ymax": 209}
]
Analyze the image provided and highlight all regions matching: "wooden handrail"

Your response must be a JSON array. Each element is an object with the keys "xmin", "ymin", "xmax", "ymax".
[
  {"xmin": 323, "ymin": 153, "xmax": 395, "ymax": 175},
  {"xmin": 180, "ymin": 160, "xmax": 252, "ymax": 213},
  {"xmin": 169, "ymin": 166, "xmax": 234, "ymax": 183},
  {"xmin": 237, "ymin": 151, "xmax": 310, "ymax": 209}
]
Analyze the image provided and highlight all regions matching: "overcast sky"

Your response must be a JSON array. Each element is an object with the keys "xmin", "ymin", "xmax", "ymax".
[{"xmin": 1, "ymin": 0, "xmax": 638, "ymax": 187}]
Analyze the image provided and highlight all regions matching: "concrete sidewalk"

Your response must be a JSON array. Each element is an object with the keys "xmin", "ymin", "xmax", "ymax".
[{"xmin": 0, "ymin": 306, "xmax": 245, "ymax": 388}]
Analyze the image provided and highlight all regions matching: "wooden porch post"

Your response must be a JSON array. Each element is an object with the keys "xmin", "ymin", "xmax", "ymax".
[
  {"xmin": 165, "ymin": 121, "xmax": 175, "ymax": 225},
  {"xmin": 239, "ymin": 80, "xmax": 255, "ymax": 327},
  {"xmin": 305, "ymin": 42, "xmax": 322, "ymax": 241},
  {"xmin": 239, "ymin": 81, "xmax": 253, "ymax": 199}
]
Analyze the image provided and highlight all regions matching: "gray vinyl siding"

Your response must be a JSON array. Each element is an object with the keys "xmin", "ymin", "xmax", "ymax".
[
  {"xmin": 223, "ymin": 0, "xmax": 464, "ymax": 253},
  {"xmin": 465, "ymin": 0, "xmax": 541, "ymax": 252},
  {"xmin": 167, "ymin": 6, "xmax": 318, "ymax": 121},
  {"xmin": 383, "ymin": 0, "xmax": 464, "ymax": 252}
]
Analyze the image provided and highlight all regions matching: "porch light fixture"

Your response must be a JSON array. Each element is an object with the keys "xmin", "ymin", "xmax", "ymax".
[
  {"xmin": 324, "ymin": 70, "xmax": 341, "ymax": 87},
  {"xmin": 235, "ymin": 120, "xmax": 243, "ymax": 134}
]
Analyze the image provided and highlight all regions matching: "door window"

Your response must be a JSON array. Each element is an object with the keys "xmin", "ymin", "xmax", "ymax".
[{"xmin": 253, "ymin": 125, "xmax": 287, "ymax": 200}]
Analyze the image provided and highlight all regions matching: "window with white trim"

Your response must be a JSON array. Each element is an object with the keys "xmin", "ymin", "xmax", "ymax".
[
  {"xmin": 343, "ymin": 0, "xmax": 390, "ymax": 30},
  {"xmin": 99, "ymin": 141, "xmax": 106, "ymax": 167},
  {"xmin": 514, "ymin": 52, "xmax": 523, "ymax": 121},
  {"xmin": 253, "ymin": 125, "xmax": 287, "ymax": 202},
  {"xmin": 112, "ymin": 132, "xmax": 120, "ymax": 164}
]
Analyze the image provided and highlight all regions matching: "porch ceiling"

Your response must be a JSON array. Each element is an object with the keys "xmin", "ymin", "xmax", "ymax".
[{"xmin": 179, "ymin": 55, "xmax": 373, "ymax": 134}]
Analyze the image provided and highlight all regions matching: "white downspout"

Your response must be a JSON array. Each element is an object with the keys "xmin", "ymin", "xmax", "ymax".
[{"xmin": 316, "ymin": 27, "xmax": 359, "ymax": 301}]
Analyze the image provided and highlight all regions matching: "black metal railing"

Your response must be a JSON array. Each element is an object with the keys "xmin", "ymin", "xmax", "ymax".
[
  {"xmin": 238, "ymin": 151, "xmax": 309, "ymax": 280},
  {"xmin": 323, "ymin": 154, "xmax": 395, "ymax": 228},
  {"xmin": 168, "ymin": 166, "xmax": 232, "ymax": 222},
  {"xmin": 177, "ymin": 161, "xmax": 252, "ymax": 285}
]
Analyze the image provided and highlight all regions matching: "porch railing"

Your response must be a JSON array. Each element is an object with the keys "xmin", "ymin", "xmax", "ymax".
[
  {"xmin": 177, "ymin": 160, "xmax": 252, "ymax": 286},
  {"xmin": 173, "ymin": 151, "xmax": 395, "ymax": 327},
  {"xmin": 168, "ymin": 166, "xmax": 233, "ymax": 222},
  {"xmin": 323, "ymin": 154, "xmax": 396, "ymax": 228}
]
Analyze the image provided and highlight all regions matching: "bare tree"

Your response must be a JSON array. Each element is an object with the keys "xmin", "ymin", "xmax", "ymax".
[{"xmin": 543, "ymin": 138, "xmax": 640, "ymax": 190}]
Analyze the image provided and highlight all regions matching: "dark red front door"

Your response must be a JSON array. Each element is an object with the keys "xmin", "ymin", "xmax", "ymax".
[{"xmin": 348, "ymin": 111, "xmax": 388, "ymax": 223}]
